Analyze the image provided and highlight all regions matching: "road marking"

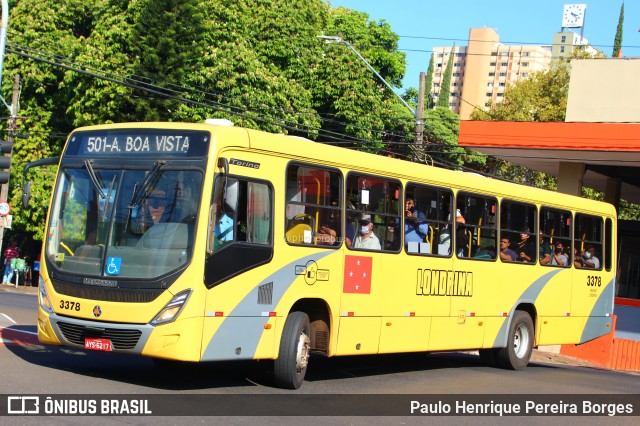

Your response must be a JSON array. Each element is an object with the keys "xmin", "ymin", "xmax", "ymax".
[{"xmin": 0, "ymin": 313, "xmax": 17, "ymax": 324}]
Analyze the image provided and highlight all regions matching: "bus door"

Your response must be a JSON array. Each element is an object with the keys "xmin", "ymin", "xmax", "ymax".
[
  {"xmin": 336, "ymin": 175, "xmax": 400, "ymax": 355},
  {"xmin": 570, "ymin": 214, "xmax": 613, "ymax": 343},
  {"xmin": 202, "ymin": 160, "xmax": 275, "ymax": 361},
  {"xmin": 536, "ymin": 208, "xmax": 574, "ymax": 344},
  {"xmin": 432, "ymin": 193, "xmax": 497, "ymax": 351},
  {"xmin": 384, "ymin": 184, "xmax": 454, "ymax": 353}
]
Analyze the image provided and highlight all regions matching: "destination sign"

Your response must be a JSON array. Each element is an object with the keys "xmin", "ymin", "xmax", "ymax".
[{"xmin": 65, "ymin": 129, "xmax": 210, "ymax": 158}]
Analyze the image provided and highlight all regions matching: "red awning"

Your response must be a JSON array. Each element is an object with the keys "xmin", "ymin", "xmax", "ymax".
[{"xmin": 459, "ymin": 121, "xmax": 640, "ymax": 152}]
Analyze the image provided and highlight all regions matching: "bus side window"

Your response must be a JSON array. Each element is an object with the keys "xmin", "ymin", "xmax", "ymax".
[
  {"xmin": 346, "ymin": 173, "xmax": 401, "ymax": 252},
  {"xmin": 541, "ymin": 207, "xmax": 572, "ymax": 267},
  {"xmin": 456, "ymin": 192, "xmax": 497, "ymax": 260},
  {"xmin": 500, "ymin": 200, "xmax": 537, "ymax": 264},
  {"xmin": 205, "ymin": 176, "xmax": 273, "ymax": 287},
  {"xmin": 406, "ymin": 184, "xmax": 453, "ymax": 257},
  {"xmin": 574, "ymin": 213, "xmax": 603, "ymax": 270},
  {"xmin": 285, "ymin": 163, "xmax": 342, "ymax": 247}
]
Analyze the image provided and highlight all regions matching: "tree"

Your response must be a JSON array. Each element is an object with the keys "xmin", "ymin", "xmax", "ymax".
[
  {"xmin": 612, "ymin": 2, "xmax": 624, "ymax": 58},
  {"xmin": 2, "ymin": 0, "xmax": 124, "ymax": 243},
  {"xmin": 423, "ymin": 107, "xmax": 485, "ymax": 169},
  {"xmin": 468, "ymin": 62, "xmax": 573, "ymax": 188},
  {"xmin": 470, "ymin": 49, "xmax": 604, "ymax": 124},
  {"xmin": 317, "ymin": 7, "xmax": 412, "ymax": 150},
  {"xmin": 466, "ymin": 50, "xmax": 637, "ymax": 208},
  {"xmin": 471, "ymin": 59, "xmax": 572, "ymax": 123},
  {"xmin": 124, "ymin": 0, "xmax": 208, "ymax": 121},
  {"xmin": 424, "ymin": 53, "xmax": 435, "ymax": 109},
  {"xmin": 436, "ymin": 47, "xmax": 454, "ymax": 108},
  {"xmin": 2, "ymin": 0, "xmax": 413, "ymax": 245}
]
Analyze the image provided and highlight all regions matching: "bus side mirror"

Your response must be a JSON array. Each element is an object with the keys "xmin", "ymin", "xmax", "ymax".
[
  {"xmin": 22, "ymin": 180, "xmax": 31, "ymax": 208},
  {"xmin": 21, "ymin": 156, "xmax": 60, "ymax": 209}
]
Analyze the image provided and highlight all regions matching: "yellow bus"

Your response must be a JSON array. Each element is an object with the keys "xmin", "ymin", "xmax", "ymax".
[{"xmin": 30, "ymin": 121, "xmax": 616, "ymax": 389}]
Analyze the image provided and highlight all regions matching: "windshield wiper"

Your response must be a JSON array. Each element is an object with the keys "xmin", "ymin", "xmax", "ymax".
[
  {"xmin": 84, "ymin": 160, "xmax": 106, "ymax": 199},
  {"xmin": 128, "ymin": 160, "xmax": 166, "ymax": 208}
]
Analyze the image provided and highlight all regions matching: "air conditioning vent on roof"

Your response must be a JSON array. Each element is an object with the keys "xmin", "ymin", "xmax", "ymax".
[{"xmin": 204, "ymin": 118, "xmax": 234, "ymax": 126}]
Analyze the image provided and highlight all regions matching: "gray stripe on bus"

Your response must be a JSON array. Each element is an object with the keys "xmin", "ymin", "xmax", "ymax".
[
  {"xmin": 203, "ymin": 258, "xmax": 612, "ymax": 359},
  {"xmin": 491, "ymin": 269, "xmax": 562, "ymax": 348},
  {"xmin": 202, "ymin": 251, "xmax": 334, "ymax": 361},
  {"xmin": 580, "ymin": 277, "xmax": 615, "ymax": 343}
]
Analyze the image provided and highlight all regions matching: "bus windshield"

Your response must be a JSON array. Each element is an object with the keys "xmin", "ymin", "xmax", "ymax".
[{"xmin": 46, "ymin": 165, "xmax": 203, "ymax": 279}]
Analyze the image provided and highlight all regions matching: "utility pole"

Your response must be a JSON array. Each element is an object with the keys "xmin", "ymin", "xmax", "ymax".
[{"xmin": 0, "ymin": 74, "xmax": 21, "ymax": 255}]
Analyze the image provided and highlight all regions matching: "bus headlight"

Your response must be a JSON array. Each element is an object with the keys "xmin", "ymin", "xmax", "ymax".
[
  {"xmin": 150, "ymin": 289, "xmax": 192, "ymax": 326},
  {"xmin": 39, "ymin": 276, "xmax": 54, "ymax": 314}
]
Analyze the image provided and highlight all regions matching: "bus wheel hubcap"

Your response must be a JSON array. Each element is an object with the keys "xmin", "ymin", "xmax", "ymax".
[
  {"xmin": 296, "ymin": 331, "xmax": 311, "ymax": 373},
  {"xmin": 514, "ymin": 323, "xmax": 529, "ymax": 358}
]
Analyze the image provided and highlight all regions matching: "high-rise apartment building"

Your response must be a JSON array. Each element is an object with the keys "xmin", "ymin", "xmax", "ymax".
[{"xmin": 431, "ymin": 28, "xmax": 552, "ymax": 119}]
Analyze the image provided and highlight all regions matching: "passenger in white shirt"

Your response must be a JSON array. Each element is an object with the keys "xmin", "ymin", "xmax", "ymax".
[
  {"xmin": 582, "ymin": 245, "xmax": 601, "ymax": 269},
  {"xmin": 353, "ymin": 213, "xmax": 381, "ymax": 250}
]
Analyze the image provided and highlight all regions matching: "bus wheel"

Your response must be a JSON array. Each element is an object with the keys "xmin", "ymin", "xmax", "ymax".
[
  {"xmin": 497, "ymin": 310, "xmax": 533, "ymax": 370},
  {"xmin": 274, "ymin": 311, "xmax": 311, "ymax": 389}
]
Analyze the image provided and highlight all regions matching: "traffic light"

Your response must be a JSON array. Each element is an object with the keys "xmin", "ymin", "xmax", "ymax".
[
  {"xmin": 0, "ymin": 140, "xmax": 13, "ymax": 154},
  {"xmin": 0, "ymin": 140, "xmax": 13, "ymax": 184}
]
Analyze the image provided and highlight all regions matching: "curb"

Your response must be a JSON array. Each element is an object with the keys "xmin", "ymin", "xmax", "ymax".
[{"xmin": 0, "ymin": 283, "xmax": 38, "ymax": 295}]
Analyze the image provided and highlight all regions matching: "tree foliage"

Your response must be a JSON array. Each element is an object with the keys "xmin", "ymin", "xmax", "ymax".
[
  {"xmin": 1, "ymin": 0, "xmax": 412, "ymax": 245},
  {"xmin": 471, "ymin": 61, "xmax": 571, "ymax": 123},
  {"xmin": 612, "ymin": 2, "xmax": 624, "ymax": 58},
  {"xmin": 424, "ymin": 53, "xmax": 434, "ymax": 109},
  {"xmin": 468, "ymin": 51, "xmax": 638, "ymax": 218},
  {"xmin": 125, "ymin": 0, "xmax": 208, "ymax": 121},
  {"xmin": 436, "ymin": 48, "xmax": 453, "ymax": 108},
  {"xmin": 420, "ymin": 107, "xmax": 485, "ymax": 169},
  {"xmin": 318, "ymin": 7, "xmax": 411, "ymax": 148},
  {"xmin": 468, "ymin": 60, "xmax": 573, "ymax": 189}
]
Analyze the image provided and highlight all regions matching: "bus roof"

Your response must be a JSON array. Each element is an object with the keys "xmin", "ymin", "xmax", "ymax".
[{"xmin": 69, "ymin": 122, "xmax": 616, "ymax": 217}]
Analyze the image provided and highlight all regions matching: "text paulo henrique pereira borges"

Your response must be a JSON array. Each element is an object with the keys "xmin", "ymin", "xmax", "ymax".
[{"xmin": 410, "ymin": 400, "xmax": 634, "ymax": 416}]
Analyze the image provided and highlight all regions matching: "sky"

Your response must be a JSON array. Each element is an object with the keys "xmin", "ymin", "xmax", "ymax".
[{"xmin": 329, "ymin": 0, "xmax": 638, "ymax": 91}]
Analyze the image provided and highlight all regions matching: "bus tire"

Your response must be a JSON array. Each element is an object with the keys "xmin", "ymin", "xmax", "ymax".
[
  {"xmin": 274, "ymin": 311, "xmax": 311, "ymax": 389},
  {"xmin": 497, "ymin": 310, "xmax": 533, "ymax": 370}
]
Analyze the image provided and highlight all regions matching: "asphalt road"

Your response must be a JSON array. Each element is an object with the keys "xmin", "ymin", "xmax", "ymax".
[{"xmin": 1, "ymin": 286, "xmax": 639, "ymax": 425}]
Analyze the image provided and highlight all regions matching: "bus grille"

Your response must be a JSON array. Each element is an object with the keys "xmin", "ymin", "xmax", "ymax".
[
  {"xmin": 52, "ymin": 279, "xmax": 164, "ymax": 303},
  {"xmin": 57, "ymin": 321, "xmax": 142, "ymax": 350}
]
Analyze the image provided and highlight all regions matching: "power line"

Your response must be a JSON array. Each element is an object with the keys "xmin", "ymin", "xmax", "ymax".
[
  {"xmin": 397, "ymin": 34, "xmax": 640, "ymax": 50},
  {"xmin": 5, "ymin": 35, "xmax": 567, "ymax": 186},
  {"xmin": 6, "ymin": 39, "xmax": 426, "ymax": 144},
  {"xmin": 6, "ymin": 44, "xmax": 368, "ymax": 143}
]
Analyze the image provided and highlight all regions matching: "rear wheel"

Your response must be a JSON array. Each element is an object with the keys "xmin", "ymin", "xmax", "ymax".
[
  {"xmin": 497, "ymin": 310, "xmax": 534, "ymax": 370},
  {"xmin": 274, "ymin": 311, "xmax": 311, "ymax": 389}
]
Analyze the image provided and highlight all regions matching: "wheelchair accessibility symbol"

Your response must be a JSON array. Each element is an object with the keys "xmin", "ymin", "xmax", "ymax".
[{"xmin": 105, "ymin": 257, "xmax": 122, "ymax": 276}]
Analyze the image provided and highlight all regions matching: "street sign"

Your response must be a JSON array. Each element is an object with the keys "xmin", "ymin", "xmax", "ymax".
[{"xmin": 0, "ymin": 201, "xmax": 9, "ymax": 216}]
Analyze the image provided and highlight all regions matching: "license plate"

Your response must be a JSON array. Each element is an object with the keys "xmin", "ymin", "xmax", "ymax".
[{"xmin": 84, "ymin": 338, "xmax": 112, "ymax": 352}]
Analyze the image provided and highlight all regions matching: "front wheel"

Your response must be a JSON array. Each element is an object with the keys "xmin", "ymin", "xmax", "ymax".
[
  {"xmin": 274, "ymin": 311, "xmax": 311, "ymax": 389},
  {"xmin": 497, "ymin": 310, "xmax": 534, "ymax": 370}
]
